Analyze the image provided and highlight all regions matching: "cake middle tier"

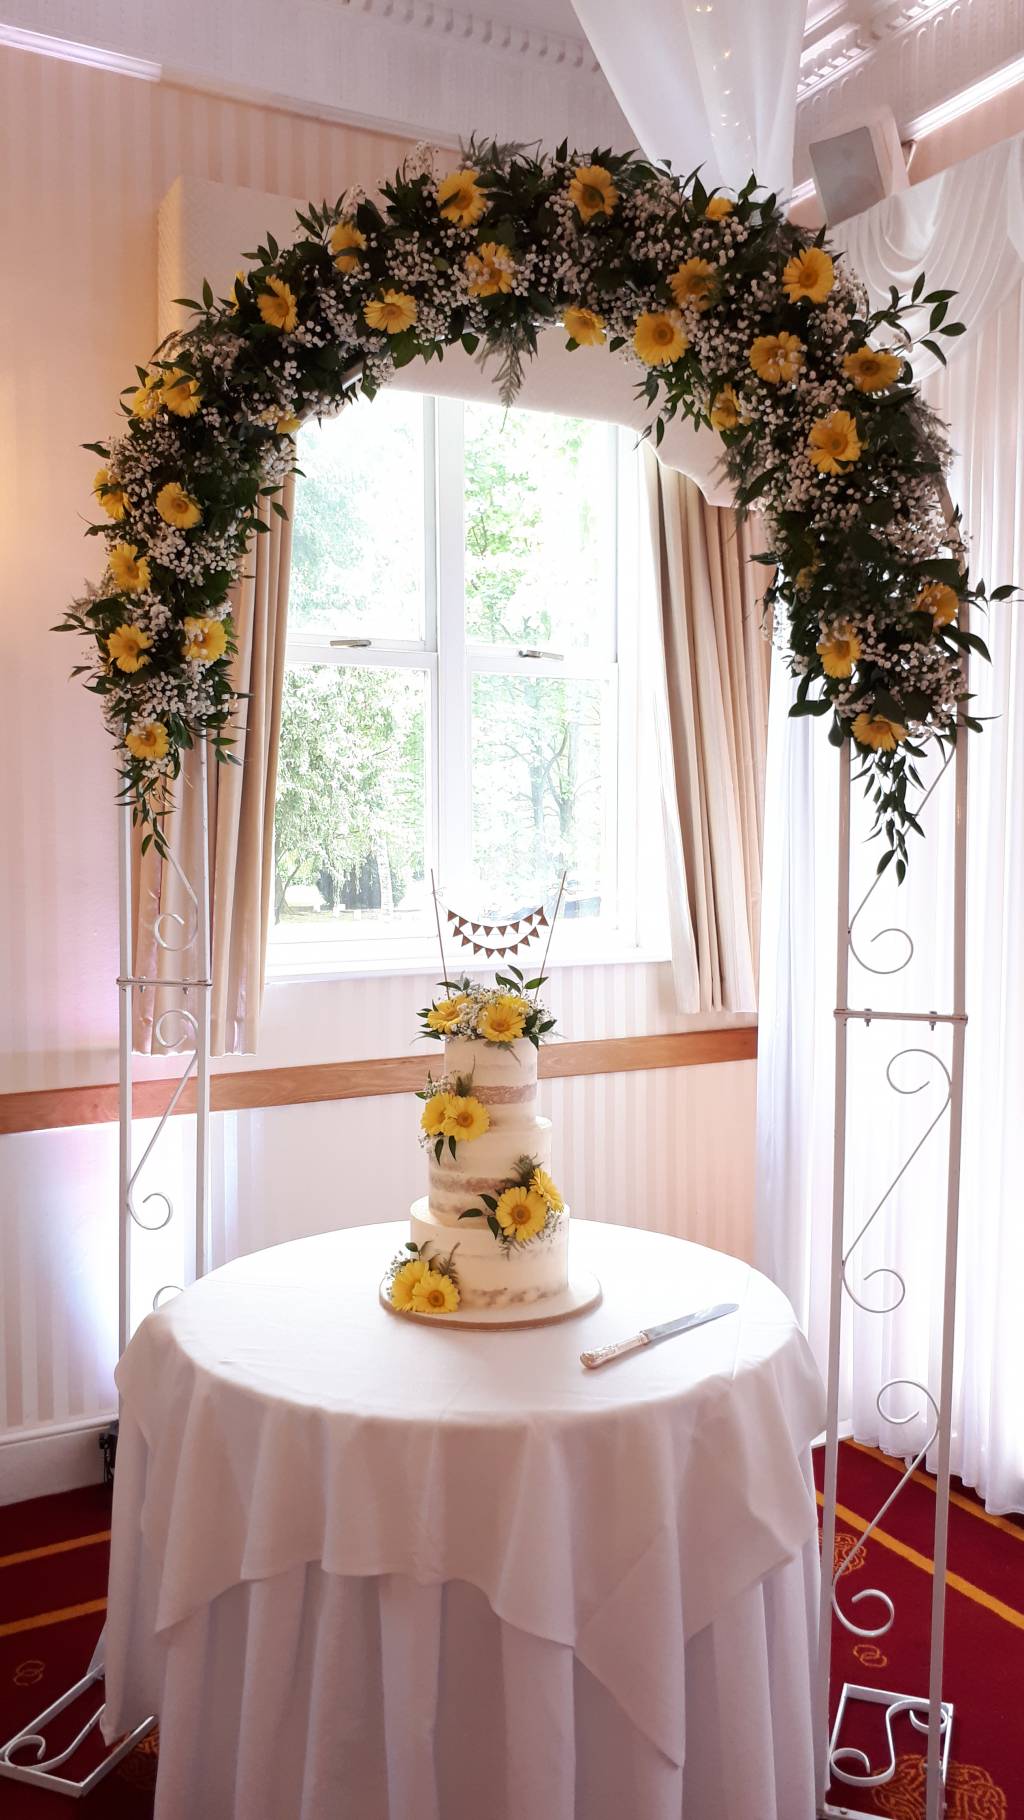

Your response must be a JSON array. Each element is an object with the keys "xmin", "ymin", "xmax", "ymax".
[{"xmin": 428, "ymin": 1116, "xmax": 552, "ymax": 1225}]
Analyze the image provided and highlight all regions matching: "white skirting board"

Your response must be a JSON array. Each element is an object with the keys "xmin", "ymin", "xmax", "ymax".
[{"xmin": 0, "ymin": 1416, "xmax": 112, "ymax": 1506}]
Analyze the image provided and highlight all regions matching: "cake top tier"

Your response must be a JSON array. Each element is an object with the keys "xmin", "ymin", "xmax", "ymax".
[
  {"xmin": 443, "ymin": 1034, "xmax": 538, "ymax": 1097},
  {"xmin": 417, "ymin": 972, "xmax": 556, "ymax": 1051}
]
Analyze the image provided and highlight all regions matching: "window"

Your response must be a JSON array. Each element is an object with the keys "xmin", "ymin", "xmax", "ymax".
[{"xmin": 270, "ymin": 392, "xmax": 653, "ymax": 973}]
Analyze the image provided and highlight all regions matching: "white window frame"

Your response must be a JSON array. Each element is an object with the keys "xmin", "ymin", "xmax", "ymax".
[{"xmin": 269, "ymin": 394, "xmax": 651, "ymax": 978}]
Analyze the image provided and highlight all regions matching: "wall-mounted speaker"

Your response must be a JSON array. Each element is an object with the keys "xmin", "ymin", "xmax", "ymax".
[{"xmin": 807, "ymin": 105, "xmax": 909, "ymax": 224}]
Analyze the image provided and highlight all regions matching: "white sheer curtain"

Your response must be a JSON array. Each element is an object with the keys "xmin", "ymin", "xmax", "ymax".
[
  {"xmin": 757, "ymin": 132, "xmax": 1024, "ymax": 1513},
  {"xmin": 571, "ymin": 0, "xmax": 806, "ymax": 193}
]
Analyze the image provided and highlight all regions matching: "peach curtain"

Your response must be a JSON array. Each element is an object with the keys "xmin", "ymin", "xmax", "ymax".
[
  {"xmin": 132, "ymin": 477, "xmax": 295, "ymax": 1055},
  {"xmin": 643, "ymin": 449, "xmax": 770, "ymax": 1013}
]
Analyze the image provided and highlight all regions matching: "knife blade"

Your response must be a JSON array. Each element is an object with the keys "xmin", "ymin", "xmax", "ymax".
[{"xmin": 580, "ymin": 1301, "xmax": 739, "ymax": 1370}]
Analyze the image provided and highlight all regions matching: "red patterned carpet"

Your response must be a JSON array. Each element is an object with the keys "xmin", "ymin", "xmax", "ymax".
[{"xmin": 0, "ymin": 1445, "xmax": 1021, "ymax": 1817}]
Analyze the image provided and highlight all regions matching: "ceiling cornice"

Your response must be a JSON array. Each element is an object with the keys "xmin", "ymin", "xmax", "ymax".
[{"xmin": 338, "ymin": 0, "xmax": 601, "ymax": 74}]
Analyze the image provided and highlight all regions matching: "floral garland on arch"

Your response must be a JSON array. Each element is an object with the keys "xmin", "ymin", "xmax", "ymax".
[{"xmin": 57, "ymin": 138, "xmax": 1010, "ymax": 873}]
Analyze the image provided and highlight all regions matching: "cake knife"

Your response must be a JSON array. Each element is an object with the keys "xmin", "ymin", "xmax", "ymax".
[{"xmin": 580, "ymin": 1302, "xmax": 738, "ymax": 1369}]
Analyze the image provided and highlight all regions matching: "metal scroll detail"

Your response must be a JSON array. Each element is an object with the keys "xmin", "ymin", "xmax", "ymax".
[
  {"xmin": 830, "ymin": 1379, "xmax": 940, "ymax": 1646},
  {"xmin": 847, "ymin": 747, "xmax": 954, "ymax": 979},
  {"xmin": 840, "ymin": 1049, "xmax": 952, "ymax": 1316}
]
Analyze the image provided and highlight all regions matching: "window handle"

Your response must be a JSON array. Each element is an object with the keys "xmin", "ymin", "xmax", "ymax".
[
  {"xmin": 330, "ymin": 637, "xmax": 372, "ymax": 648},
  {"xmin": 518, "ymin": 647, "xmax": 564, "ymax": 660}
]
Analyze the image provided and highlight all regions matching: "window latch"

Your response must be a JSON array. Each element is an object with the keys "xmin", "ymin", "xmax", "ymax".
[
  {"xmin": 518, "ymin": 647, "xmax": 563, "ymax": 660},
  {"xmin": 330, "ymin": 637, "xmax": 372, "ymax": 648}
]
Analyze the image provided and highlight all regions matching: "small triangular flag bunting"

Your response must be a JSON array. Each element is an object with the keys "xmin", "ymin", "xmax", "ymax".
[
  {"xmin": 486, "ymin": 947, "xmax": 495, "ymax": 958},
  {"xmin": 471, "ymin": 923, "xmax": 480, "ymax": 934}
]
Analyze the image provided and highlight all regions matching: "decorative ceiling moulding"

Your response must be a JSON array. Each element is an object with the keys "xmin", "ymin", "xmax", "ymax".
[
  {"xmin": 339, "ymin": 0, "xmax": 600, "ymax": 72},
  {"xmin": 793, "ymin": 0, "xmax": 1024, "ymax": 182}
]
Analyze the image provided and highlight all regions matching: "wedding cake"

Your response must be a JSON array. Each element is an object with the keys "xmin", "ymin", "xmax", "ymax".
[{"xmin": 386, "ymin": 974, "xmax": 569, "ymax": 1316}]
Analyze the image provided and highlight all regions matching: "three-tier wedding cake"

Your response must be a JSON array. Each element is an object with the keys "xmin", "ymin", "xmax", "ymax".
[{"xmin": 385, "ymin": 974, "xmax": 570, "ymax": 1316}]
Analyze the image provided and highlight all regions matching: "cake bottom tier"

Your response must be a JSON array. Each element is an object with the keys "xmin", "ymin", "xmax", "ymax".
[{"xmin": 409, "ymin": 1197, "xmax": 569, "ymax": 1310}]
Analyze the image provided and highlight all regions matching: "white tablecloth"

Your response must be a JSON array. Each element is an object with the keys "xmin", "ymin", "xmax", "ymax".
[{"xmin": 102, "ymin": 1220, "xmax": 826, "ymax": 1819}]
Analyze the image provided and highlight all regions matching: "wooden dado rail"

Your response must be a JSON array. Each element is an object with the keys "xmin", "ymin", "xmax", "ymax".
[{"xmin": 0, "ymin": 1028, "xmax": 756, "ymax": 1138}]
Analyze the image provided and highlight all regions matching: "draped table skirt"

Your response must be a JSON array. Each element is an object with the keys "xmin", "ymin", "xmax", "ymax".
[{"xmin": 101, "ymin": 1221, "xmax": 826, "ymax": 1818}]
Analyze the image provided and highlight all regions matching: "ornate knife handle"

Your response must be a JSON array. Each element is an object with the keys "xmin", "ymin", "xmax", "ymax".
[{"xmin": 580, "ymin": 1332, "xmax": 650, "ymax": 1369}]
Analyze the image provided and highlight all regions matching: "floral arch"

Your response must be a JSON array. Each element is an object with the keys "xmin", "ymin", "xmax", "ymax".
[{"xmin": 60, "ymin": 139, "xmax": 996, "ymax": 875}]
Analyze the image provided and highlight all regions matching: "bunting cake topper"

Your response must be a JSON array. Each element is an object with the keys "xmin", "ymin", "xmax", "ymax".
[{"xmin": 429, "ymin": 871, "xmax": 567, "ymax": 995}]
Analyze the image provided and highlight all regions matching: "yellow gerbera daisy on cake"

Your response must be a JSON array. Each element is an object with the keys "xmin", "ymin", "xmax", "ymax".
[
  {"xmin": 442, "ymin": 1096, "xmax": 490, "ymax": 1143},
  {"xmin": 258, "ymin": 277, "xmax": 299, "ymax": 332},
  {"xmin": 156, "ymin": 482, "xmax": 202, "ymax": 530},
  {"xmin": 421, "ymin": 1092, "xmax": 455, "ymax": 1138},
  {"xmin": 704, "ymin": 194, "xmax": 734, "ymax": 220},
  {"xmin": 749, "ymin": 332, "xmax": 804, "ymax": 384},
  {"xmin": 808, "ymin": 410, "xmax": 862, "ymax": 474},
  {"xmin": 410, "ymin": 1269, "xmax": 461, "ymax": 1314},
  {"xmin": 93, "ymin": 469, "xmax": 127, "ymax": 521},
  {"xmin": 465, "ymin": 243, "xmax": 515, "ymax": 298},
  {"xmin": 161, "ymin": 369, "xmax": 202, "ymax": 417},
  {"xmin": 563, "ymin": 306, "xmax": 605, "ymax": 346},
  {"xmin": 437, "ymin": 170, "xmax": 487, "ymax": 228},
  {"xmin": 842, "ymin": 347, "xmax": 903, "ymax": 393},
  {"xmin": 107, "ymin": 623, "xmax": 152, "ymax": 673},
  {"xmin": 329, "ymin": 221, "xmax": 367, "ymax": 272},
  {"xmin": 390, "ymin": 1256, "xmax": 432, "ymax": 1310},
  {"xmin": 493, "ymin": 1186, "xmax": 548, "ymax": 1243},
  {"xmin": 782, "ymin": 246, "xmax": 834, "ymax": 304},
  {"xmin": 851, "ymin": 711, "xmax": 908, "ymax": 752},
  {"xmin": 425, "ymin": 994, "xmax": 471, "ymax": 1034},
  {"xmin": 816, "ymin": 622, "xmax": 862, "ymax": 678},
  {"xmin": 125, "ymin": 722, "xmax": 169, "ymax": 762},
  {"xmin": 183, "ymin": 617, "xmax": 228, "ymax": 663},
  {"xmin": 476, "ymin": 995, "xmax": 528, "ymax": 1044},
  {"xmin": 364, "ymin": 290, "xmax": 418, "ymax": 333},
  {"xmin": 633, "ymin": 311, "xmax": 688, "ymax": 366},
  {"xmin": 530, "ymin": 1168, "xmax": 564, "ymax": 1213},
  {"xmin": 108, "ymin": 543, "xmax": 151, "ymax": 593},
  {"xmin": 912, "ymin": 582, "xmax": 959, "ymax": 626},
  {"xmin": 568, "ymin": 164, "xmax": 618, "ymax": 222},
  {"xmin": 669, "ymin": 257, "xmax": 717, "ymax": 311}
]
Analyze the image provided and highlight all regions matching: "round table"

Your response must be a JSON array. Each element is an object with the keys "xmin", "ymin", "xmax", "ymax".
[{"xmin": 102, "ymin": 1220, "xmax": 826, "ymax": 1820}]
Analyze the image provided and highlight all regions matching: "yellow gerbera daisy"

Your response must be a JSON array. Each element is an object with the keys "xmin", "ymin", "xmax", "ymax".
[
  {"xmin": 156, "ymin": 481, "xmax": 202, "ymax": 530},
  {"xmin": 633, "ymin": 311, "xmax": 689, "ymax": 366},
  {"xmin": 669, "ymin": 257, "xmax": 717, "ymax": 312},
  {"xmin": 749, "ymin": 332, "xmax": 804, "ymax": 384},
  {"xmin": 808, "ymin": 410, "xmax": 862, "ymax": 474},
  {"xmin": 442, "ymin": 1096, "xmax": 491, "ymax": 1143},
  {"xmin": 94, "ymin": 468, "xmax": 127, "ymax": 521},
  {"xmin": 258, "ymin": 276, "xmax": 299, "ymax": 332},
  {"xmin": 182, "ymin": 617, "xmax": 228, "ymax": 664},
  {"xmin": 109, "ymin": 543, "xmax": 151, "ymax": 593},
  {"xmin": 476, "ymin": 995, "xmax": 528, "ymax": 1044},
  {"xmin": 842, "ymin": 347, "xmax": 903, "ymax": 393},
  {"xmin": 421, "ymin": 1092, "xmax": 455, "ymax": 1138},
  {"xmin": 425, "ymin": 994, "xmax": 470, "ymax": 1034},
  {"xmin": 436, "ymin": 170, "xmax": 487, "ymax": 228},
  {"xmin": 364, "ymin": 289, "xmax": 418, "ymax": 333},
  {"xmin": 795, "ymin": 562, "xmax": 820, "ymax": 592},
  {"xmin": 912, "ymin": 582, "xmax": 959, "ymax": 627},
  {"xmin": 709, "ymin": 385, "xmax": 742, "ymax": 432},
  {"xmin": 782, "ymin": 246, "xmax": 834, "ymax": 304},
  {"xmin": 531, "ymin": 1167, "xmax": 564, "ymax": 1213},
  {"xmin": 816, "ymin": 622, "xmax": 862, "ymax": 678},
  {"xmin": 161, "ymin": 369, "xmax": 202, "ymax": 417},
  {"xmin": 125, "ymin": 722, "xmax": 169, "ymax": 762},
  {"xmin": 390, "ymin": 1256, "xmax": 432, "ymax": 1310},
  {"xmin": 131, "ymin": 373, "xmax": 163, "ymax": 419},
  {"xmin": 276, "ymin": 413, "xmax": 301, "ymax": 434},
  {"xmin": 493, "ymin": 1186, "xmax": 548, "ymax": 1243},
  {"xmin": 564, "ymin": 306, "xmax": 605, "ymax": 347},
  {"xmin": 106, "ymin": 623, "xmax": 152, "ymax": 673},
  {"xmin": 851, "ymin": 711, "xmax": 908, "ymax": 752},
  {"xmin": 569, "ymin": 164, "xmax": 618, "ymax": 222},
  {"xmin": 705, "ymin": 195, "xmax": 734, "ymax": 220},
  {"xmin": 465, "ymin": 243, "xmax": 515, "ymax": 299},
  {"xmin": 409, "ymin": 1269, "xmax": 461, "ymax": 1314},
  {"xmin": 329, "ymin": 221, "xmax": 367, "ymax": 272}
]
